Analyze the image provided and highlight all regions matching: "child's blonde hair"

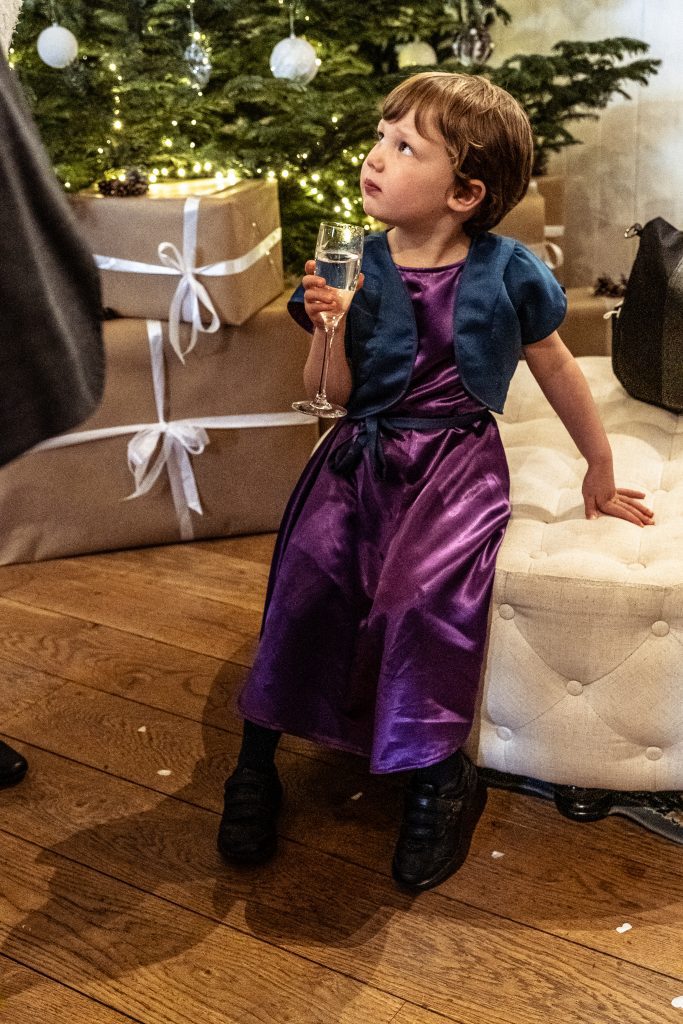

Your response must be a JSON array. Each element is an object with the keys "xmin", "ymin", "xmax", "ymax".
[{"xmin": 382, "ymin": 71, "xmax": 534, "ymax": 235}]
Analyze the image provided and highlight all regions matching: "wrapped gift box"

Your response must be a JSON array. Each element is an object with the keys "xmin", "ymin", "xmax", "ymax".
[
  {"xmin": 495, "ymin": 188, "xmax": 564, "ymax": 283},
  {"xmin": 69, "ymin": 179, "xmax": 284, "ymax": 328},
  {"xmin": 561, "ymin": 288, "xmax": 616, "ymax": 357},
  {"xmin": 496, "ymin": 189, "xmax": 546, "ymax": 245},
  {"xmin": 0, "ymin": 293, "xmax": 318, "ymax": 565},
  {"xmin": 532, "ymin": 175, "xmax": 566, "ymax": 233}
]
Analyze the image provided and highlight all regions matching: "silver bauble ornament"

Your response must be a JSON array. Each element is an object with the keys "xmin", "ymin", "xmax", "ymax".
[
  {"xmin": 184, "ymin": 39, "xmax": 212, "ymax": 88},
  {"xmin": 269, "ymin": 33, "xmax": 318, "ymax": 84},
  {"xmin": 37, "ymin": 23, "xmax": 78, "ymax": 68},
  {"xmin": 396, "ymin": 39, "xmax": 438, "ymax": 69},
  {"xmin": 452, "ymin": 26, "xmax": 494, "ymax": 65}
]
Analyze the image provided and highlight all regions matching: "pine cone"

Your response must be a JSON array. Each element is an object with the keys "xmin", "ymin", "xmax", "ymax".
[
  {"xmin": 593, "ymin": 274, "xmax": 628, "ymax": 298},
  {"xmin": 97, "ymin": 168, "xmax": 149, "ymax": 197}
]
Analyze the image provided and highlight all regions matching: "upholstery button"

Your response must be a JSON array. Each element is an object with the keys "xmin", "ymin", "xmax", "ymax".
[
  {"xmin": 566, "ymin": 680, "xmax": 583, "ymax": 696},
  {"xmin": 499, "ymin": 604, "xmax": 515, "ymax": 620},
  {"xmin": 652, "ymin": 621, "xmax": 670, "ymax": 637},
  {"xmin": 646, "ymin": 746, "xmax": 663, "ymax": 761},
  {"xmin": 496, "ymin": 726, "xmax": 513, "ymax": 741},
  {"xmin": 627, "ymin": 562, "xmax": 645, "ymax": 571},
  {"xmin": 530, "ymin": 550, "xmax": 547, "ymax": 560}
]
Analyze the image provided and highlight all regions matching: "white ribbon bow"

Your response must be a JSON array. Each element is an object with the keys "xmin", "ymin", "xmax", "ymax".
[
  {"xmin": 30, "ymin": 315, "xmax": 314, "ymax": 542},
  {"xmin": 158, "ymin": 238, "xmax": 220, "ymax": 362},
  {"xmin": 125, "ymin": 320, "xmax": 209, "ymax": 539},
  {"xmin": 127, "ymin": 421, "xmax": 209, "ymax": 524},
  {"xmin": 95, "ymin": 193, "xmax": 282, "ymax": 363}
]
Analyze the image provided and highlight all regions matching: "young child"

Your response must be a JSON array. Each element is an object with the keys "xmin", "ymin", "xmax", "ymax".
[{"xmin": 218, "ymin": 72, "xmax": 654, "ymax": 891}]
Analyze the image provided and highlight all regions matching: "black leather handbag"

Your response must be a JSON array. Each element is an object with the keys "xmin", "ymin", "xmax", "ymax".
[{"xmin": 611, "ymin": 218, "xmax": 683, "ymax": 413}]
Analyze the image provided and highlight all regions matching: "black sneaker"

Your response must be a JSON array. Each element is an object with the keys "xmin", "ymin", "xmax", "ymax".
[
  {"xmin": 217, "ymin": 766, "xmax": 283, "ymax": 865},
  {"xmin": 392, "ymin": 756, "xmax": 487, "ymax": 891}
]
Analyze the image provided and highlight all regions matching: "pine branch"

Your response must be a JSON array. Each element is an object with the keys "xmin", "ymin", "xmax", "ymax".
[{"xmin": 10, "ymin": 3, "xmax": 660, "ymax": 267}]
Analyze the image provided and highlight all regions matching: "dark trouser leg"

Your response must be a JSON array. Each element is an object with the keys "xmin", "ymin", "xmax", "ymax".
[
  {"xmin": 236, "ymin": 720, "xmax": 282, "ymax": 773},
  {"xmin": 411, "ymin": 749, "xmax": 466, "ymax": 790}
]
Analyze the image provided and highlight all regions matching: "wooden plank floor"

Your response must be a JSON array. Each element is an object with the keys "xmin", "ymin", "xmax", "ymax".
[{"xmin": 1, "ymin": 536, "xmax": 683, "ymax": 1023}]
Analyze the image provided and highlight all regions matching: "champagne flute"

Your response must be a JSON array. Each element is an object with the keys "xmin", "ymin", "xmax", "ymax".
[{"xmin": 292, "ymin": 221, "xmax": 364, "ymax": 418}]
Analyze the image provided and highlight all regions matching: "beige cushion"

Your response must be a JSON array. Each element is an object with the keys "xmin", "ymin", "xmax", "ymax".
[{"xmin": 466, "ymin": 357, "xmax": 683, "ymax": 791}]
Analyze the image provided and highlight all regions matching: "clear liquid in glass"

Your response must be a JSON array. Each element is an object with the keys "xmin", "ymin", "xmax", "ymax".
[
  {"xmin": 292, "ymin": 221, "xmax": 364, "ymax": 419},
  {"xmin": 314, "ymin": 251, "xmax": 361, "ymax": 317}
]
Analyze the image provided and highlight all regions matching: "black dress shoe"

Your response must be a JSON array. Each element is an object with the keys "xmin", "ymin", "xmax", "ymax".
[
  {"xmin": 0, "ymin": 740, "xmax": 28, "ymax": 788},
  {"xmin": 392, "ymin": 755, "xmax": 487, "ymax": 891},
  {"xmin": 217, "ymin": 766, "xmax": 283, "ymax": 865}
]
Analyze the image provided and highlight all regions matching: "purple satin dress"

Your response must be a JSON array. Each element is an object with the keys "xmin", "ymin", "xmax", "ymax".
[{"xmin": 238, "ymin": 260, "xmax": 511, "ymax": 773}]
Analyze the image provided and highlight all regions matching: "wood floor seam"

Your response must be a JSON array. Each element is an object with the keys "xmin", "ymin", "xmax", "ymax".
[
  {"xmin": 4, "ymin": 738, "xmax": 683, "ymax": 985},
  {"xmin": 0, "ymin": 952, "xmax": 147, "ymax": 1024},
  {"xmin": 0, "ymin": 675, "xmax": 73, "ymax": 731},
  {"xmin": 1, "ymin": 537, "xmax": 682, "ymax": 1024},
  {"xmin": 0, "ymin": 594, "xmax": 234, "ymax": 661},
  {"xmin": 0, "ymin": 829, "xmax": 408, "ymax": 1015},
  {"xmin": 4, "ymin": 799, "xmax": 681, "ymax": 994},
  {"xmin": 0, "ymin": 736, "xmax": 207, "ymax": 805}
]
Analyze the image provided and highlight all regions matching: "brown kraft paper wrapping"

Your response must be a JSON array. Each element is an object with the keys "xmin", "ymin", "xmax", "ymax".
[
  {"xmin": 0, "ymin": 293, "xmax": 318, "ymax": 565},
  {"xmin": 68, "ymin": 179, "xmax": 284, "ymax": 326},
  {"xmin": 495, "ymin": 190, "xmax": 546, "ymax": 246},
  {"xmin": 561, "ymin": 289, "xmax": 614, "ymax": 357}
]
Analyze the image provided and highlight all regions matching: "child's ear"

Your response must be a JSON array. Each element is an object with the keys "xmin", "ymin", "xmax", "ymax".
[{"xmin": 447, "ymin": 179, "xmax": 486, "ymax": 215}]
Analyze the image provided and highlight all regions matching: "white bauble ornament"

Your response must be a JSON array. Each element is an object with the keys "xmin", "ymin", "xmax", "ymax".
[
  {"xmin": 269, "ymin": 33, "xmax": 318, "ymax": 84},
  {"xmin": 37, "ymin": 23, "xmax": 78, "ymax": 68},
  {"xmin": 184, "ymin": 39, "xmax": 212, "ymax": 88},
  {"xmin": 396, "ymin": 39, "xmax": 437, "ymax": 69}
]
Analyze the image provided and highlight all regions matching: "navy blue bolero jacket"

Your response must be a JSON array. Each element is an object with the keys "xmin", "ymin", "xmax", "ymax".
[{"xmin": 288, "ymin": 230, "xmax": 567, "ymax": 416}]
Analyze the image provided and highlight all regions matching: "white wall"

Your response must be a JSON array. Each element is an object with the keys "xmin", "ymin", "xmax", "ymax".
[{"xmin": 490, "ymin": 0, "xmax": 683, "ymax": 286}]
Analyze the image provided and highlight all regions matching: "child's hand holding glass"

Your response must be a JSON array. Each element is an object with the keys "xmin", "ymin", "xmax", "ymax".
[
  {"xmin": 302, "ymin": 261, "xmax": 362, "ymax": 328},
  {"xmin": 293, "ymin": 221, "xmax": 364, "ymax": 419}
]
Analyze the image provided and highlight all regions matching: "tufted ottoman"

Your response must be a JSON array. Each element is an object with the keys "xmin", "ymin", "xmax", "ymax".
[{"xmin": 465, "ymin": 357, "xmax": 683, "ymax": 836}]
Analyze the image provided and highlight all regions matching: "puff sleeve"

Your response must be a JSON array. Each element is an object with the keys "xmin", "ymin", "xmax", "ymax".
[{"xmin": 504, "ymin": 242, "xmax": 567, "ymax": 346}]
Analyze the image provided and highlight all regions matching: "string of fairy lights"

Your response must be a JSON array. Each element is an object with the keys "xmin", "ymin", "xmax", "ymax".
[
  {"xmin": 95, "ymin": 0, "xmax": 367, "ymax": 220},
  {"xmin": 15, "ymin": 0, "xmax": 371, "ymax": 225}
]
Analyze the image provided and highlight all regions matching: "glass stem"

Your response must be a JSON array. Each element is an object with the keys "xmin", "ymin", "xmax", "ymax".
[{"xmin": 315, "ymin": 320, "xmax": 337, "ymax": 406}]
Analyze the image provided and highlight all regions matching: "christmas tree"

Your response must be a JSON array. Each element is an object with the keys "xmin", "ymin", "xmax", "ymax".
[{"xmin": 10, "ymin": 1, "xmax": 659, "ymax": 271}]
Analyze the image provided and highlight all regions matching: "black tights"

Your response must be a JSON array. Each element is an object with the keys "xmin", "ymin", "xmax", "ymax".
[
  {"xmin": 237, "ymin": 720, "xmax": 282, "ymax": 773},
  {"xmin": 237, "ymin": 720, "xmax": 464, "ymax": 787}
]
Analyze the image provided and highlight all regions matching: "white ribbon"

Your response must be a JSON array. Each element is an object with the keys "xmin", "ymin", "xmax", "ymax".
[
  {"xmin": 32, "ymin": 319, "xmax": 314, "ymax": 541},
  {"xmin": 124, "ymin": 320, "xmax": 208, "ymax": 539},
  {"xmin": 32, "ymin": 412, "xmax": 312, "ymax": 448},
  {"xmin": 126, "ymin": 422, "xmax": 208, "ymax": 540},
  {"xmin": 529, "ymin": 239, "xmax": 565, "ymax": 271},
  {"xmin": 95, "ymin": 195, "xmax": 283, "ymax": 362},
  {"xmin": 157, "ymin": 232, "xmax": 220, "ymax": 362}
]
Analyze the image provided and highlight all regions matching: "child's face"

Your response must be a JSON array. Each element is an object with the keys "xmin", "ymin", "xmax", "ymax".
[{"xmin": 360, "ymin": 109, "xmax": 458, "ymax": 228}]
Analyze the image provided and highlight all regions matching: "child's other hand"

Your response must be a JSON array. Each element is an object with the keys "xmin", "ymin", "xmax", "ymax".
[
  {"xmin": 582, "ymin": 462, "xmax": 655, "ymax": 527},
  {"xmin": 302, "ymin": 260, "xmax": 363, "ymax": 329}
]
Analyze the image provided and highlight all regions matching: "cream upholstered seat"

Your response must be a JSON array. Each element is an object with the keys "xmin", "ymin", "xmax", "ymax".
[{"xmin": 466, "ymin": 356, "xmax": 683, "ymax": 794}]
